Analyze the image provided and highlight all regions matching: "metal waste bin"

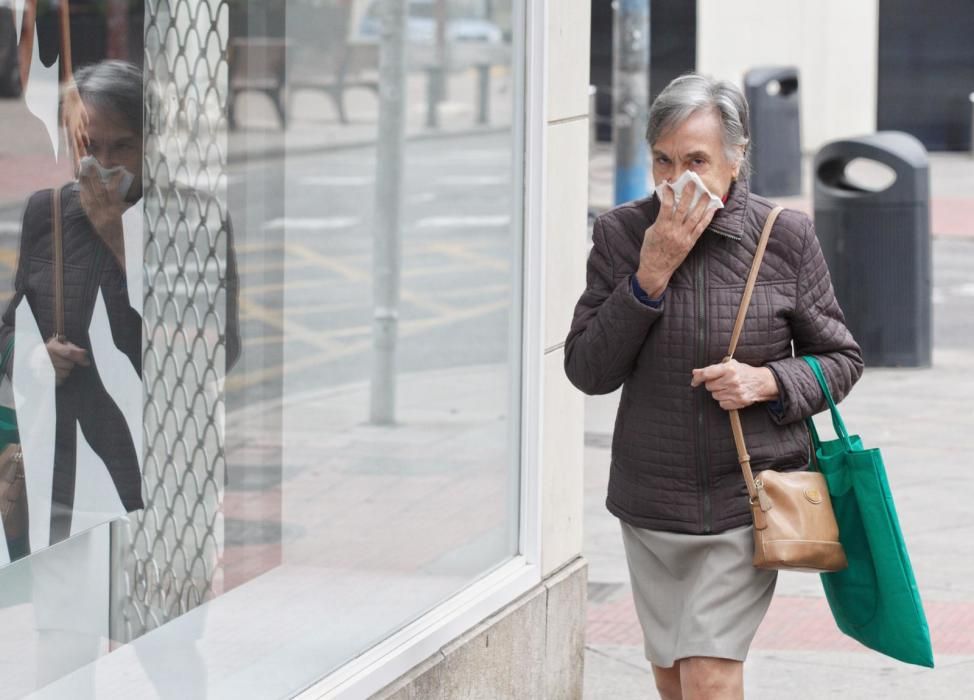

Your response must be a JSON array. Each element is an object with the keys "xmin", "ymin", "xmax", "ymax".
[
  {"xmin": 813, "ymin": 131, "xmax": 931, "ymax": 367},
  {"xmin": 745, "ymin": 67, "xmax": 802, "ymax": 197}
]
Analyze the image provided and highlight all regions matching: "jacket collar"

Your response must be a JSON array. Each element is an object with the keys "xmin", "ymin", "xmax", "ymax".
[
  {"xmin": 642, "ymin": 177, "xmax": 751, "ymax": 242},
  {"xmin": 708, "ymin": 177, "xmax": 750, "ymax": 241}
]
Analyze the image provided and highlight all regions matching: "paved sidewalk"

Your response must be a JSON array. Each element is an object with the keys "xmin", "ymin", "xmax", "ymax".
[
  {"xmin": 223, "ymin": 363, "xmax": 514, "ymax": 590},
  {"xmin": 581, "ymin": 147, "xmax": 974, "ymax": 697}
]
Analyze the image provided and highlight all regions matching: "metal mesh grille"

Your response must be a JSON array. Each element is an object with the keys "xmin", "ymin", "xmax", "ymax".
[{"xmin": 110, "ymin": 0, "xmax": 230, "ymax": 642}]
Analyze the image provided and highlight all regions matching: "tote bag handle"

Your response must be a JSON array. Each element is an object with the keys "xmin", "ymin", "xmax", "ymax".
[{"xmin": 802, "ymin": 355, "xmax": 853, "ymax": 452}]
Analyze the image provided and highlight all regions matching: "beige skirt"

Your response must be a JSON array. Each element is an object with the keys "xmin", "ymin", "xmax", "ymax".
[{"xmin": 620, "ymin": 520, "xmax": 777, "ymax": 668}]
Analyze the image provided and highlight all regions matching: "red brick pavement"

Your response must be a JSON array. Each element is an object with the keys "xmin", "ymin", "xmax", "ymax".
[
  {"xmin": 0, "ymin": 154, "xmax": 73, "ymax": 208},
  {"xmin": 931, "ymin": 197, "xmax": 974, "ymax": 238},
  {"xmin": 587, "ymin": 593, "xmax": 974, "ymax": 655}
]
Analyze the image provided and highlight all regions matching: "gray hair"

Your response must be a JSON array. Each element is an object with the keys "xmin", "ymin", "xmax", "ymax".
[
  {"xmin": 71, "ymin": 60, "xmax": 143, "ymax": 137},
  {"xmin": 646, "ymin": 73, "xmax": 751, "ymax": 179}
]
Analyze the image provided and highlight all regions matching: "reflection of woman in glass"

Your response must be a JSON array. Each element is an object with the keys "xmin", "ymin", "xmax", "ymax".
[
  {"xmin": 0, "ymin": 60, "xmax": 146, "ymax": 553},
  {"xmin": 16, "ymin": 0, "xmax": 90, "ymax": 168}
]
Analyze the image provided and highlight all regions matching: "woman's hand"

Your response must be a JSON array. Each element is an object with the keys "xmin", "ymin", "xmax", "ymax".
[
  {"xmin": 46, "ymin": 338, "xmax": 91, "ymax": 386},
  {"xmin": 79, "ymin": 169, "xmax": 127, "ymax": 267},
  {"xmin": 62, "ymin": 85, "xmax": 90, "ymax": 172},
  {"xmin": 690, "ymin": 359, "xmax": 779, "ymax": 411},
  {"xmin": 635, "ymin": 181, "xmax": 717, "ymax": 298}
]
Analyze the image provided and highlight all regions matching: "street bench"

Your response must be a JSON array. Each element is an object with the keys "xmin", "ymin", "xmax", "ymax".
[
  {"xmin": 227, "ymin": 37, "xmax": 511, "ymax": 130},
  {"xmin": 408, "ymin": 41, "xmax": 511, "ymax": 127},
  {"xmin": 288, "ymin": 39, "xmax": 381, "ymax": 125},
  {"xmin": 228, "ymin": 38, "xmax": 288, "ymax": 129}
]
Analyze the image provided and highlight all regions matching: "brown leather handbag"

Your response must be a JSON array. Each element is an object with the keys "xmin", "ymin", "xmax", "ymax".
[
  {"xmin": 0, "ymin": 443, "xmax": 25, "ymax": 541},
  {"xmin": 724, "ymin": 206, "xmax": 847, "ymax": 573}
]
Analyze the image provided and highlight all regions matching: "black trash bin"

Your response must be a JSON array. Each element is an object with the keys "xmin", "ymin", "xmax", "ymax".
[
  {"xmin": 813, "ymin": 131, "xmax": 931, "ymax": 367},
  {"xmin": 744, "ymin": 67, "xmax": 802, "ymax": 197}
]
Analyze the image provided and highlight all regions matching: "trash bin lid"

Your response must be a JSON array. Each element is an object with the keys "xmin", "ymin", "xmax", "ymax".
[
  {"xmin": 814, "ymin": 131, "xmax": 929, "ymax": 204},
  {"xmin": 744, "ymin": 66, "xmax": 799, "ymax": 88}
]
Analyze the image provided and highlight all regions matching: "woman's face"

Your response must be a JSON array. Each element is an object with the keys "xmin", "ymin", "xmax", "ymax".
[
  {"xmin": 82, "ymin": 103, "xmax": 143, "ymax": 200},
  {"xmin": 651, "ymin": 108, "xmax": 742, "ymax": 200}
]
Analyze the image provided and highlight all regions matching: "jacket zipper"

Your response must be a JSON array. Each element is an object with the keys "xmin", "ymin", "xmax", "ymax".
[{"xmin": 695, "ymin": 242, "xmax": 712, "ymax": 533}]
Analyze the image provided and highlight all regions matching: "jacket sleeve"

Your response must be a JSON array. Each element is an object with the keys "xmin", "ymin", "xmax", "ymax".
[
  {"xmin": 765, "ymin": 217, "xmax": 864, "ymax": 424},
  {"xmin": 0, "ymin": 194, "xmax": 39, "ymax": 380},
  {"xmin": 564, "ymin": 215, "xmax": 663, "ymax": 395}
]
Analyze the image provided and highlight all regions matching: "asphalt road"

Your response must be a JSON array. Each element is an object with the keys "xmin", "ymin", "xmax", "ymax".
[{"xmin": 224, "ymin": 129, "xmax": 520, "ymax": 414}]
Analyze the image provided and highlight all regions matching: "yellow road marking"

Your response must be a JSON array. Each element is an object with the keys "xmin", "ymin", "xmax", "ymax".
[
  {"xmin": 423, "ymin": 242, "xmax": 509, "ymax": 271},
  {"xmin": 285, "ymin": 242, "xmax": 368, "ymax": 282},
  {"xmin": 272, "ymin": 301, "xmax": 362, "ymax": 316},
  {"xmin": 238, "ymin": 297, "xmax": 343, "ymax": 354},
  {"xmin": 242, "ymin": 334, "xmax": 285, "ymax": 347},
  {"xmin": 226, "ymin": 298, "xmax": 508, "ymax": 391}
]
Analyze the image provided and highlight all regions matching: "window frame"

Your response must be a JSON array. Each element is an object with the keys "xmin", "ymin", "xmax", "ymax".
[{"xmin": 292, "ymin": 0, "xmax": 549, "ymax": 697}]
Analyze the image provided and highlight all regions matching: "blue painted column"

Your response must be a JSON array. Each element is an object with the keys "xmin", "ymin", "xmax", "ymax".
[{"xmin": 613, "ymin": 0, "xmax": 650, "ymax": 205}]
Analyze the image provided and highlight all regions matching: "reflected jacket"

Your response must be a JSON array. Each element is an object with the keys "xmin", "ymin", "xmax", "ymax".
[
  {"xmin": 0, "ymin": 186, "xmax": 241, "ymax": 523},
  {"xmin": 564, "ymin": 178, "xmax": 864, "ymax": 535}
]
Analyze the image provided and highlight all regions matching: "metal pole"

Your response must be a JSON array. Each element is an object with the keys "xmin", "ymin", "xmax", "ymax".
[
  {"xmin": 476, "ymin": 63, "xmax": 490, "ymax": 124},
  {"xmin": 969, "ymin": 92, "xmax": 974, "ymax": 159},
  {"xmin": 589, "ymin": 84, "xmax": 597, "ymax": 158},
  {"xmin": 426, "ymin": 66, "xmax": 441, "ymax": 128},
  {"xmin": 431, "ymin": 0, "xmax": 448, "ymax": 125},
  {"xmin": 613, "ymin": 0, "xmax": 650, "ymax": 205},
  {"xmin": 370, "ymin": 0, "xmax": 408, "ymax": 425}
]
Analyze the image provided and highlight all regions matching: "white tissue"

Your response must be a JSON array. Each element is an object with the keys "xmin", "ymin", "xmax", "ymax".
[
  {"xmin": 79, "ymin": 155, "xmax": 135, "ymax": 198},
  {"xmin": 660, "ymin": 170, "xmax": 724, "ymax": 212}
]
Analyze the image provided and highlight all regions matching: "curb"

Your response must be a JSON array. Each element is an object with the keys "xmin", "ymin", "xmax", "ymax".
[{"xmin": 227, "ymin": 124, "xmax": 509, "ymax": 166}]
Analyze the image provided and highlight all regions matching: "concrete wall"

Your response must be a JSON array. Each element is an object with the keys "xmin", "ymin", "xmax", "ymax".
[
  {"xmin": 374, "ymin": 559, "xmax": 587, "ymax": 700},
  {"xmin": 697, "ymin": 0, "xmax": 879, "ymax": 152},
  {"xmin": 541, "ymin": 0, "xmax": 590, "ymax": 580}
]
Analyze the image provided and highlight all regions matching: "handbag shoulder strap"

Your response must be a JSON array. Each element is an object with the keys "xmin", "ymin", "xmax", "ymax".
[
  {"xmin": 51, "ymin": 186, "xmax": 66, "ymax": 342},
  {"xmin": 725, "ymin": 206, "xmax": 783, "ymax": 505},
  {"xmin": 725, "ymin": 206, "xmax": 783, "ymax": 362}
]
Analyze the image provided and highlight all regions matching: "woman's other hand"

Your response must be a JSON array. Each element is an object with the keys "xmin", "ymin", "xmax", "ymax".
[
  {"xmin": 635, "ymin": 181, "xmax": 717, "ymax": 298},
  {"xmin": 46, "ymin": 338, "xmax": 91, "ymax": 386},
  {"xmin": 690, "ymin": 359, "xmax": 779, "ymax": 411}
]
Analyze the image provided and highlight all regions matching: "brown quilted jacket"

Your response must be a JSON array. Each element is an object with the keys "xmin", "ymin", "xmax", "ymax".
[
  {"xmin": 565, "ymin": 178, "xmax": 863, "ymax": 534},
  {"xmin": 0, "ymin": 187, "xmax": 241, "ymax": 521}
]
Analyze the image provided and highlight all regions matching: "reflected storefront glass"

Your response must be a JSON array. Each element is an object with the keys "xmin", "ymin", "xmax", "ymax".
[{"xmin": 0, "ymin": 0, "xmax": 522, "ymax": 696}]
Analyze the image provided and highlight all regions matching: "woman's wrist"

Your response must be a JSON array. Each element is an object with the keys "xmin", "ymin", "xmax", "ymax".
[
  {"xmin": 757, "ymin": 367, "xmax": 780, "ymax": 402},
  {"xmin": 635, "ymin": 268, "xmax": 668, "ymax": 299}
]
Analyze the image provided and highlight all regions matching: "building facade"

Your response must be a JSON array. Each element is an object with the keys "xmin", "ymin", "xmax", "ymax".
[
  {"xmin": 592, "ymin": 0, "xmax": 973, "ymax": 153},
  {"xmin": 0, "ymin": 0, "xmax": 590, "ymax": 697}
]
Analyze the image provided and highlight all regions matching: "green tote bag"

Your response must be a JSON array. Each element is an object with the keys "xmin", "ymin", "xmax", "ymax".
[{"xmin": 802, "ymin": 355, "xmax": 934, "ymax": 668}]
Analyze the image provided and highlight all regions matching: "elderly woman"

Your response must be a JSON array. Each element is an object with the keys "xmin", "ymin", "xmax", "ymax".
[
  {"xmin": 565, "ymin": 74, "xmax": 863, "ymax": 699},
  {"xmin": 0, "ymin": 60, "xmax": 239, "ymax": 557}
]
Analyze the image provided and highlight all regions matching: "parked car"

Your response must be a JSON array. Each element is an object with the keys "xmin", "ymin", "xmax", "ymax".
[{"xmin": 358, "ymin": 0, "xmax": 503, "ymax": 44}]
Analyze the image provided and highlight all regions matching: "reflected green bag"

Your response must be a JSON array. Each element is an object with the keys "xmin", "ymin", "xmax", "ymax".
[
  {"xmin": 0, "ymin": 337, "xmax": 25, "ymax": 542},
  {"xmin": 803, "ymin": 355, "xmax": 934, "ymax": 668}
]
